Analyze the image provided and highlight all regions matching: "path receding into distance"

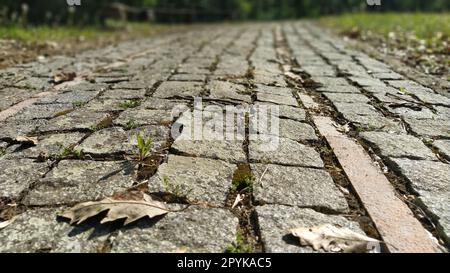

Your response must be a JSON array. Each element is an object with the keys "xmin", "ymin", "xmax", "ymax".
[{"xmin": 0, "ymin": 22, "xmax": 449, "ymax": 253}]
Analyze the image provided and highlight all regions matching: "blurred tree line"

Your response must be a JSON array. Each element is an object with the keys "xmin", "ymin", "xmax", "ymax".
[{"xmin": 0, "ymin": 0, "xmax": 448, "ymax": 25}]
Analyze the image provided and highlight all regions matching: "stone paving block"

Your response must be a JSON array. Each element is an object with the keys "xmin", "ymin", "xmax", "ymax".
[
  {"xmin": 256, "ymin": 205, "xmax": 364, "ymax": 253},
  {"xmin": 39, "ymin": 111, "xmax": 111, "ymax": 132},
  {"xmin": 408, "ymin": 88, "xmax": 450, "ymax": 106},
  {"xmin": 0, "ymin": 208, "xmax": 111, "ymax": 253},
  {"xmin": 114, "ymin": 109, "xmax": 175, "ymax": 127},
  {"xmin": 349, "ymin": 77, "xmax": 386, "ymax": 87},
  {"xmin": 333, "ymin": 102, "xmax": 382, "ymax": 117},
  {"xmin": 100, "ymin": 89, "xmax": 147, "ymax": 100},
  {"xmin": 316, "ymin": 85, "xmax": 362, "ymax": 94},
  {"xmin": 434, "ymin": 140, "xmax": 450, "ymax": 160},
  {"xmin": 371, "ymin": 72, "xmax": 404, "ymax": 80},
  {"xmin": 139, "ymin": 98, "xmax": 188, "ymax": 111},
  {"xmin": 311, "ymin": 77, "xmax": 348, "ymax": 88},
  {"xmin": 435, "ymin": 106, "xmax": 450, "ymax": 120},
  {"xmin": 249, "ymin": 137, "xmax": 323, "ymax": 168},
  {"xmin": 0, "ymin": 120, "xmax": 48, "ymax": 140},
  {"xmin": 78, "ymin": 126, "xmax": 169, "ymax": 155},
  {"xmin": 170, "ymin": 74, "xmax": 207, "ymax": 82},
  {"xmin": 0, "ymin": 88, "xmax": 40, "ymax": 111},
  {"xmin": 254, "ymin": 85, "xmax": 293, "ymax": 96},
  {"xmin": 391, "ymin": 159, "xmax": 450, "ymax": 241},
  {"xmin": 24, "ymin": 160, "xmax": 136, "ymax": 205},
  {"xmin": 0, "ymin": 159, "xmax": 49, "ymax": 199},
  {"xmin": 252, "ymin": 164, "xmax": 348, "ymax": 212},
  {"xmin": 253, "ymin": 74, "xmax": 287, "ymax": 87},
  {"xmin": 256, "ymin": 93, "xmax": 298, "ymax": 107},
  {"xmin": 112, "ymin": 81, "xmax": 152, "ymax": 90},
  {"xmin": 153, "ymin": 81, "xmax": 204, "ymax": 99},
  {"xmin": 171, "ymin": 132, "xmax": 246, "ymax": 163},
  {"xmin": 16, "ymin": 132, "xmax": 85, "ymax": 158},
  {"xmin": 360, "ymin": 132, "xmax": 437, "ymax": 160},
  {"xmin": 111, "ymin": 206, "xmax": 237, "ymax": 253},
  {"xmin": 84, "ymin": 99, "xmax": 128, "ymax": 112},
  {"xmin": 36, "ymin": 90, "xmax": 100, "ymax": 105},
  {"xmin": 7, "ymin": 103, "xmax": 73, "ymax": 121},
  {"xmin": 387, "ymin": 106, "xmax": 436, "ymax": 120},
  {"xmin": 207, "ymin": 80, "xmax": 251, "ymax": 103},
  {"xmin": 148, "ymin": 155, "xmax": 236, "ymax": 206},
  {"xmin": 323, "ymin": 93, "xmax": 370, "ymax": 103},
  {"xmin": 342, "ymin": 114, "xmax": 404, "ymax": 133},
  {"xmin": 249, "ymin": 113, "xmax": 316, "ymax": 141},
  {"xmin": 404, "ymin": 118, "xmax": 450, "ymax": 138}
]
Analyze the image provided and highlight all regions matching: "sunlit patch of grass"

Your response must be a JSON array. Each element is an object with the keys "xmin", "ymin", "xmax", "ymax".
[
  {"xmin": 0, "ymin": 20, "xmax": 163, "ymax": 43},
  {"xmin": 319, "ymin": 12, "xmax": 450, "ymax": 40}
]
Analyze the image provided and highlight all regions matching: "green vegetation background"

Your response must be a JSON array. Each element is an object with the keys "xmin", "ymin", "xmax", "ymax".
[{"xmin": 1, "ymin": 0, "xmax": 449, "ymax": 25}]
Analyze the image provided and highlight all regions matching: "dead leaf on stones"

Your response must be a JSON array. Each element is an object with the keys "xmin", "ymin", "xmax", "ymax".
[
  {"xmin": 290, "ymin": 224, "xmax": 380, "ymax": 253},
  {"xmin": 0, "ymin": 216, "xmax": 16, "ymax": 230},
  {"xmin": 231, "ymin": 194, "xmax": 244, "ymax": 209},
  {"xmin": 15, "ymin": 136, "xmax": 38, "ymax": 145},
  {"xmin": 332, "ymin": 122, "xmax": 351, "ymax": 133},
  {"xmin": 60, "ymin": 193, "xmax": 169, "ymax": 226},
  {"xmin": 53, "ymin": 72, "xmax": 76, "ymax": 84}
]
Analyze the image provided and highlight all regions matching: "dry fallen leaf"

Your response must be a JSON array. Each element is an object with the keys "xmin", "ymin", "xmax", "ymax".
[
  {"xmin": 60, "ymin": 193, "xmax": 169, "ymax": 226},
  {"xmin": 15, "ymin": 136, "xmax": 38, "ymax": 145},
  {"xmin": 332, "ymin": 122, "xmax": 351, "ymax": 133},
  {"xmin": 231, "ymin": 194, "xmax": 244, "ymax": 209},
  {"xmin": 291, "ymin": 224, "xmax": 380, "ymax": 253},
  {"xmin": 0, "ymin": 217, "xmax": 16, "ymax": 230},
  {"xmin": 53, "ymin": 72, "xmax": 76, "ymax": 84}
]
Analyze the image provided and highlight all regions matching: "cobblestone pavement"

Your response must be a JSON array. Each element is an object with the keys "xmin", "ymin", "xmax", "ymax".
[{"xmin": 0, "ymin": 22, "xmax": 449, "ymax": 253}]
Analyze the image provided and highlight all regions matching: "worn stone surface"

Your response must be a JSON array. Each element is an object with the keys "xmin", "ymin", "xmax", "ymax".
[
  {"xmin": 323, "ymin": 92, "xmax": 370, "ymax": 103},
  {"xmin": 256, "ymin": 205, "xmax": 364, "ymax": 253},
  {"xmin": 0, "ymin": 119, "xmax": 48, "ymax": 140},
  {"xmin": 391, "ymin": 159, "xmax": 450, "ymax": 242},
  {"xmin": 404, "ymin": 118, "xmax": 450, "ymax": 138},
  {"xmin": 434, "ymin": 140, "xmax": 450, "ymax": 160},
  {"xmin": 111, "ymin": 206, "xmax": 237, "ymax": 253},
  {"xmin": 7, "ymin": 103, "xmax": 73, "ymax": 121},
  {"xmin": 16, "ymin": 132, "xmax": 86, "ymax": 158},
  {"xmin": 208, "ymin": 80, "xmax": 251, "ymax": 103},
  {"xmin": 114, "ymin": 109, "xmax": 175, "ymax": 127},
  {"xmin": 78, "ymin": 126, "xmax": 169, "ymax": 155},
  {"xmin": 360, "ymin": 132, "xmax": 437, "ymax": 160},
  {"xmin": 256, "ymin": 92, "xmax": 298, "ymax": 106},
  {"xmin": 249, "ymin": 137, "xmax": 323, "ymax": 168},
  {"xmin": 252, "ymin": 164, "xmax": 348, "ymax": 212},
  {"xmin": 100, "ymin": 89, "xmax": 147, "ymax": 100},
  {"xmin": 24, "ymin": 160, "xmax": 136, "ymax": 205},
  {"xmin": 39, "ymin": 111, "xmax": 111, "ymax": 132},
  {"xmin": 249, "ymin": 114, "xmax": 317, "ymax": 141},
  {"xmin": 0, "ymin": 208, "xmax": 110, "ymax": 253},
  {"xmin": 0, "ymin": 159, "xmax": 49, "ymax": 199},
  {"xmin": 148, "ymin": 155, "xmax": 236, "ymax": 206},
  {"xmin": 153, "ymin": 81, "xmax": 204, "ymax": 99}
]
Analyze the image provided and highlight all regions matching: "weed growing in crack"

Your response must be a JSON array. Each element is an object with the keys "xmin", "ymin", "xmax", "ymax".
[
  {"xmin": 226, "ymin": 230, "xmax": 254, "ymax": 253},
  {"xmin": 90, "ymin": 115, "xmax": 113, "ymax": 132},
  {"xmin": 0, "ymin": 148, "xmax": 5, "ymax": 157},
  {"xmin": 136, "ymin": 132, "xmax": 153, "ymax": 162},
  {"xmin": 231, "ymin": 164, "xmax": 255, "ymax": 193},
  {"xmin": 319, "ymin": 146, "xmax": 333, "ymax": 155},
  {"xmin": 124, "ymin": 120, "xmax": 139, "ymax": 130},
  {"xmin": 59, "ymin": 146, "xmax": 84, "ymax": 159},
  {"xmin": 72, "ymin": 101, "xmax": 86, "ymax": 108},
  {"xmin": 119, "ymin": 100, "xmax": 141, "ymax": 109},
  {"xmin": 398, "ymin": 87, "xmax": 409, "ymax": 94},
  {"xmin": 161, "ymin": 175, "xmax": 192, "ymax": 202}
]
